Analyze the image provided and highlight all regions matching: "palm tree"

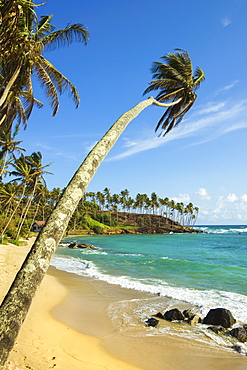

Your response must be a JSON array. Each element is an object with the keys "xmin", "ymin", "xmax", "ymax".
[
  {"xmin": 143, "ymin": 48, "xmax": 205, "ymax": 136},
  {"xmin": 15, "ymin": 151, "xmax": 52, "ymax": 239},
  {"xmin": 0, "ymin": 49, "xmax": 205, "ymax": 366},
  {"xmin": 0, "ymin": 124, "xmax": 25, "ymax": 179},
  {"xmin": 0, "ymin": 154, "xmax": 32, "ymax": 239},
  {"xmin": 150, "ymin": 192, "xmax": 159, "ymax": 214},
  {"xmin": 111, "ymin": 193, "xmax": 120, "ymax": 222},
  {"xmin": 0, "ymin": 182, "xmax": 19, "ymax": 235},
  {"xmin": 49, "ymin": 187, "xmax": 62, "ymax": 208},
  {"xmin": 0, "ymin": 2, "xmax": 89, "ymax": 132},
  {"xmin": 192, "ymin": 206, "xmax": 199, "ymax": 226},
  {"xmin": 28, "ymin": 183, "xmax": 50, "ymax": 231}
]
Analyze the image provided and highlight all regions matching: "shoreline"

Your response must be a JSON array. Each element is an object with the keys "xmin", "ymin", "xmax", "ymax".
[{"xmin": 0, "ymin": 239, "xmax": 247, "ymax": 369}]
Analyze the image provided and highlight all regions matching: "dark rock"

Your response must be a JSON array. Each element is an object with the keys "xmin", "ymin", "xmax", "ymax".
[
  {"xmin": 68, "ymin": 242, "xmax": 98, "ymax": 250},
  {"xmin": 164, "ymin": 308, "xmax": 184, "ymax": 322},
  {"xmin": 183, "ymin": 309, "xmax": 194, "ymax": 319},
  {"xmin": 229, "ymin": 327, "xmax": 247, "ymax": 342},
  {"xmin": 207, "ymin": 326, "xmax": 226, "ymax": 334},
  {"xmin": 145, "ymin": 318, "xmax": 159, "ymax": 327},
  {"xmin": 68, "ymin": 242, "xmax": 77, "ymax": 248},
  {"xmin": 203, "ymin": 308, "xmax": 236, "ymax": 328},
  {"xmin": 153, "ymin": 312, "xmax": 164, "ymax": 319}
]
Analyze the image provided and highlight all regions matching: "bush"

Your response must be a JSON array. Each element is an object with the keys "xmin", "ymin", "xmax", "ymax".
[{"xmin": 93, "ymin": 225, "xmax": 103, "ymax": 234}]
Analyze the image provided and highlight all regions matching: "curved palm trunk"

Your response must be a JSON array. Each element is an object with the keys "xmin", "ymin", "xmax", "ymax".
[{"xmin": 0, "ymin": 96, "xmax": 177, "ymax": 367}]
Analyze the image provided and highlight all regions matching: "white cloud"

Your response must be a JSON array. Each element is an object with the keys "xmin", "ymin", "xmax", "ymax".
[
  {"xmin": 171, "ymin": 193, "xmax": 190, "ymax": 203},
  {"xmin": 226, "ymin": 193, "xmax": 238, "ymax": 202},
  {"xmin": 241, "ymin": 194, "xmax": 247, "ymax": 202},
  {"xmin": 221, "ymin": 17, "xmax": 232, "ymax": 27},
  {"xmin": 197, "ymin": 193, "xmax": 247, "ymax": 224},
  {"xmin": 195, "ymin": 188, "xmax": 211, "ymax": 200}
]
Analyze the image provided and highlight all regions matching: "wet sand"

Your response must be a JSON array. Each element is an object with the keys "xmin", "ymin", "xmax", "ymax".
[{"xmin": 0, "ymin": 239, "xmax": 246, "ymax": 369}]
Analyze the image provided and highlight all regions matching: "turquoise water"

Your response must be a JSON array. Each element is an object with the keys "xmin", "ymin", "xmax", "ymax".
[{"xmin": 52, "ymin": 225, "xmax": 247, "ymax": 325}]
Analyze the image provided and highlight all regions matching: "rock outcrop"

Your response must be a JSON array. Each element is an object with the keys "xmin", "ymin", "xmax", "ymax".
[{"xmin": 67, "ymin": 242, "xmax": 98, "ymax": 250}]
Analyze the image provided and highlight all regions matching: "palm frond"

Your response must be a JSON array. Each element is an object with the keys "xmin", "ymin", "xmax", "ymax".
[
  {"xmin": 41, "ymin": 23, "xmax": 90, "ymax": 50},
  {"xmin": 193, "ymin": 67, "xmax": 205, "ymax": 88},
  {"xmin": 36, "ymin": 15, "xmax": 55, "ymax": 37},
  {"xmin": 38, "ymin": 56, "xmax": 80, "ymax": 108},
  {"xmin": 34, "ymin": 61, "xmax": 59, "ymax": 116}
]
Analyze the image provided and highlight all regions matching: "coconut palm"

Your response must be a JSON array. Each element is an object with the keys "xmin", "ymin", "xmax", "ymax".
[
  {"xmin": 0, "ymin": 124, "xmax": 25, "ymax": 179},
  {"xmin": 15, "ymin": 151, "xmax": 53, "ymax": 239},
  {"xmin": 0, "ymin": 1, "xmax": 89, "ymax": 132},
  {"xmin": 0, "ymin": 49, "xmax": 205, "ymax": 366},
  {"xmin": 0, "ymin": 154, "xmax": 32, "ymax": 239},
  {"xmin": 143, "ymin": 48, "xmax": 205, "ymax": 136},
  {"xmin": 192, "ymin": 206, "xmax": 199, "ymax": 226},
  {"xmin": 0, "ymin": 182, "xmax": 19, "ymax": 229}
]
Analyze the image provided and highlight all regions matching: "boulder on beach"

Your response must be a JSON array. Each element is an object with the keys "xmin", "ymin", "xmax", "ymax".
[
  {"xmin": 145, "ymin": 317, "xmax": 159, "ymax": 327},
  {"xmin": 164, "ymin": 308, "xmax": 184, "ymax": 322},
  {"xmin": 153, "ymin": 312, "xmax": 164, "ymax": 319},
  {"xmin": 203, "ymin": 308, "xmax": 236, "ymax": 328},
  {"xmin": 207, "ymin": 326, "xmax": 226, "ymax": 334},
  {"xmin": 229, "ymin": 327, "xmax": 247, "ymax": 342}
]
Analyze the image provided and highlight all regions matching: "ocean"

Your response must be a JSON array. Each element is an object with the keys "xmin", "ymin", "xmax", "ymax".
[{"xmin": 51, "ymin": 225, "xmax": 247, "ymax": 355}]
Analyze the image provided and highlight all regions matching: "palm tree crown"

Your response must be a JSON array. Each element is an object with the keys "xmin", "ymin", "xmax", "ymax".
[
  {"xmin": 144, "ymin": 49, "xmax": 205, "ymax": 136},
  {"xmin": 0, "ymin": 1, "xmax": 90, "ymax": 132}
]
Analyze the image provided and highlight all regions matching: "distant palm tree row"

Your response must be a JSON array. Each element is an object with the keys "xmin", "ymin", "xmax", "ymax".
[{"xmin": 84, "ymin": 188, "xmax": 199, "ymax": 227}]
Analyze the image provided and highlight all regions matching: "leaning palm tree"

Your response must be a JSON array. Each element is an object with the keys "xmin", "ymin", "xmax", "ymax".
[
  {"xmin": 0, "ymin": 49, "xmax": 205, "ymax": 367},
  {"xmin": 0, "ymin": 1, "xmax": 89, "ymax": 132}
]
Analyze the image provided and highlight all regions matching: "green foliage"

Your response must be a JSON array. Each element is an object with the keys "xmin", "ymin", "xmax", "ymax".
[
  {"xmin": 93, "ymin": 225, "xmax": 104, "ymax": 234},
  {"xmin": 84, "ymin": 214, "xmax": 110, "ymax": 234},
  {"xmin": 90, "ymin": 212, "xmax": 117, "ymax": 227}
]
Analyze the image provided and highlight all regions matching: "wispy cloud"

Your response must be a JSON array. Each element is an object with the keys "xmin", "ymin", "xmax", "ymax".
[
  {"xmin": 214, "ymin": 80, "xmax": 239, "ymax": 97},
  {"xmin": 197, "ymin": 102, "xmax": 226, "ymax": 114},
  {"xmin": 221, "ymin": 16, "xmax": 232, "ymax": 27},
  {"xmin": 107, "ymin": 99, "xmax": 247, "ymax": 161}
]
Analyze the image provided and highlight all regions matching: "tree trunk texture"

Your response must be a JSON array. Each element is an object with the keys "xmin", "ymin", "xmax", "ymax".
[{"xmin": 0, "ymin": 97, "xmax": 156, "ymax": 367}]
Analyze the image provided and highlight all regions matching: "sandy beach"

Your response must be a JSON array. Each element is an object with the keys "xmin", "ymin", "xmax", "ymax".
[{"xmin": 0, "ymin": 238, "xmax": 246, "ymax": 370}]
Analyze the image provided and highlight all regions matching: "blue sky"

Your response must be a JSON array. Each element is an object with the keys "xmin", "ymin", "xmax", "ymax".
[{"xmin": 16, "ymin": 0, "xmax": 247, "ymax": 225}]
